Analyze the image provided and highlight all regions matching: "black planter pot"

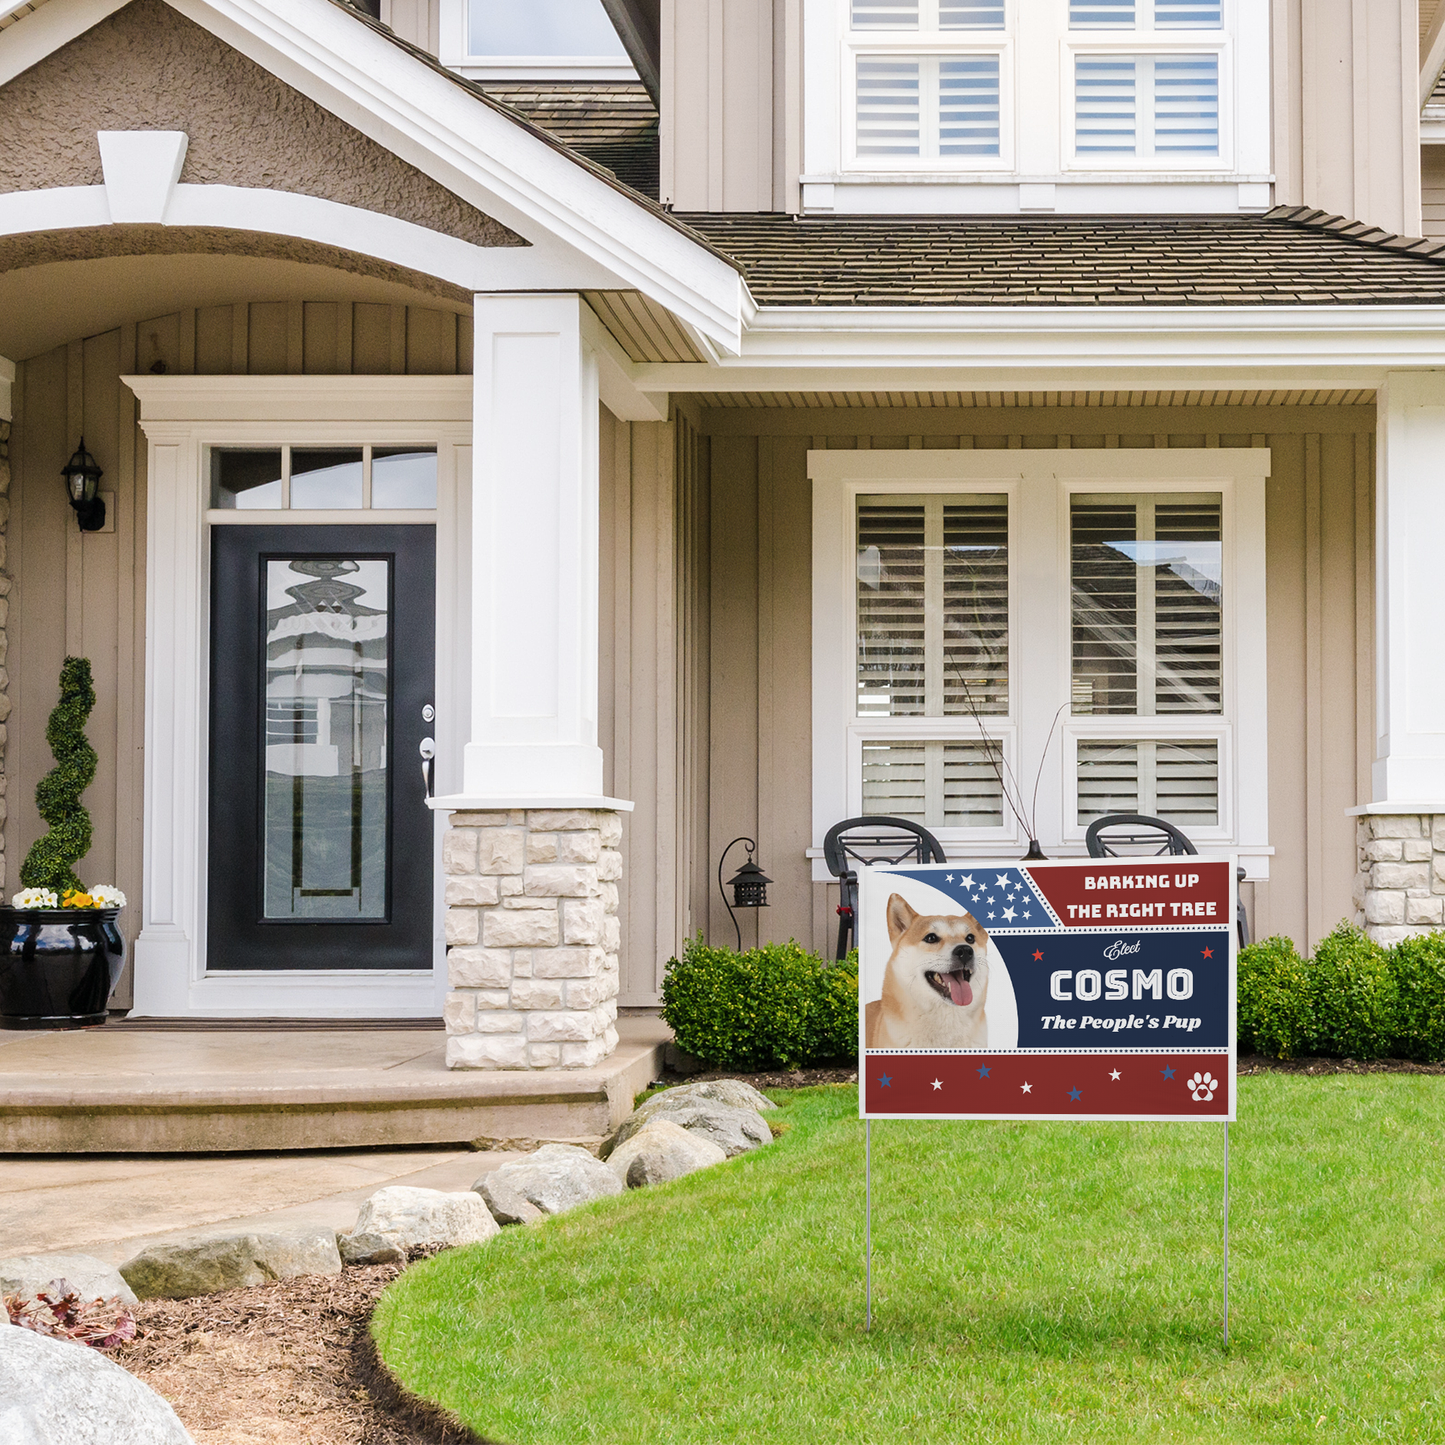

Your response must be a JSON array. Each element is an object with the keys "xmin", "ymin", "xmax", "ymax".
[{"xmin": 0, "ymin": 907, "xmax": 126, "ymax": 1029}]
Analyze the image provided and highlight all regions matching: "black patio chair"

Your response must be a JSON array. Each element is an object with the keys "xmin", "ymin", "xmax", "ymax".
[
  {"xmin": 823, "ymin": 816, "xmax": 946, "ymax": 961},
  {"xmin": 1084, "ymin": 812, "xmax": 1250, "ymax": 948}
]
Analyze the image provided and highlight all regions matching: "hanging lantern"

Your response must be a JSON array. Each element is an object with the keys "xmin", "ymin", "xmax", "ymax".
[
  {"xmin": 716, "ymin": 836, "xmax": 771, "ymax": 950},
  {"xmin": 61, "ymin": 440, "xmax": 106, "ymax": 532}
]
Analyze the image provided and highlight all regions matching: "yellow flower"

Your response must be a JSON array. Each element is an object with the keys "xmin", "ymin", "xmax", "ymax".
[{"xmin": 62, "ymin": 890, "xmax": 95, "ymax": 908}]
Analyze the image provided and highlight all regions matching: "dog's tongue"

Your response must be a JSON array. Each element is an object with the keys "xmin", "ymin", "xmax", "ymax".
[{"xmin": 946, "ymin": 972, "xmax": 973, "ymax": 1007}]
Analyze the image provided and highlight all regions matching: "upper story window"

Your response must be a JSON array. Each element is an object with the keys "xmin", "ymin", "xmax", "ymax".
[
  {"xmin": 823, "ymin": 0, "xmax": 1251, "ymax": 198},
  {"xmin": 846, "ymin": 0, "xmax": 1012, "ymax": 166},
  {"xmin": 442, "ymin": 0, "xmax": 635, "ymax": 82}
]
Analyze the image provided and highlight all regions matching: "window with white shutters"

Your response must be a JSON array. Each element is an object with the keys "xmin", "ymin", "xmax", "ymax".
[
  {"xmin": 856, "ymin": 56, "xmax": 1001, "ymax": 158},
  {"xmin": 1076, "ymin": 739, "xmax": 1220, "ymax": 829},
  {"xmin": 862, "ymin": 740, "xmax": 1005, "ymax": 828},
  {"xmin": 1075, "ymin": 53, "xmax": 1219, "ymax": 157}
]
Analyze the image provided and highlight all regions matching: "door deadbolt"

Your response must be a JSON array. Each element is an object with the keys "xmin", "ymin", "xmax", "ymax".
[{"xmin": 422, "ymin": 704, "xmax": 435, "ymax": 723}]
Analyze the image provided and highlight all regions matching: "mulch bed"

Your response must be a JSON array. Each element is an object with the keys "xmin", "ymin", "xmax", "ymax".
[
  {"xmin": 654, "ymin": 1062, "xmax": 859, "ymax": 1090},
  {"xmin": 114, "ymin": 1262, "xmax": 490, "ymax": 1445},
  {"xmin": 1239, "ymin": 1054, "xmax": 1445, "ymax": 1075}
]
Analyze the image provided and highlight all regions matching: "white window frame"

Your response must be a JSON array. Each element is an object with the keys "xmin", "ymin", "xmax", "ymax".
[
  {"xmin": 121, "ymin": 375, "xmax": 473, "ymax": 1018},
  {"xmin": 1062, "ymin": 36, "xmax": 1232, "ymax": 171},
  {"xmin": 439, "ymin": 0, "xmax": 638, "ymax": 83},
  {"xmin": 810, "ymin": 448, "xmax": 1271, "ymax": 880}
]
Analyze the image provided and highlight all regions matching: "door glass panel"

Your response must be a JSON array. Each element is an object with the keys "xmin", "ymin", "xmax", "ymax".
[
  {"xmin": 372, "ymin": 448, "xmax": 438, "ymax": 509},
  {"xmin": 263, "ymin": 558, "xmax": 390, "ymax": 919},
  {"xmin": 213, "ymin": 449, "xmax": 283, "ymax": 509},
  {"xmin": 290, "ymin": 449, "xmax": 364, "ymax": 510}
]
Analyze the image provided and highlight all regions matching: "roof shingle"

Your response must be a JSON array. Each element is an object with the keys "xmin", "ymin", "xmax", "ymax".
[{"xmin": 675, "ymin": 208, "xmax": 1445, "ymax": 307}]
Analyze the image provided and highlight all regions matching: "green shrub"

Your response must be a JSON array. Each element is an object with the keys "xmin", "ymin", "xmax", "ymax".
[
  {"xmin": 1388, "ymin": 932, "xmax": 1445, "ymax": 1061},
  {"xmin": 660, "ymin": 937, "xmax": 858, "ymax": 1070},
  {"xmin": 20, "ymin": 656, "xmax": 97, "ymax": 895},
  {"xmin": 1237, "ymin": 934, "xmax": 1313, "ymax": 1058},
  {"xmin": 1308, "ymin": 921, "xmax": 1396, "ymax": 1060}
]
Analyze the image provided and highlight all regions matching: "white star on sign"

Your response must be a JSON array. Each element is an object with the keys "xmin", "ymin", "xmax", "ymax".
[
  {"xmin": 1023, "ymin": 910, "xmax": 1032, "ymax": 919},
  {"xmin": 931, "ymin": 1078, "xmax": 943, "ymax": 1091},
  {"xmin": 1020, "ymin": 1082, "xmax": 1032, "ymax": 1094},
  {"xmin": 1002, "ymin": 906, "xmax": 1017, "ymax": 922},
  {"xmin": 988, "ymin": 911, "xmax": 996, "ymax": 919},
  {"xmin": 995, "ymin": 873, "xmax": 1010, "ymax": 887},
  {"xmin": 1109, "ymin": 1069, "xmax": 1122, "ymax": 1081},
  {"xmin": 945, "ymin": 874, "xmax": 954, "ymax": 883},
  {"xmin": 959, "ymin": 874, "xmax": 975, "ymax": 888},
  {"xmin": 987, "ymin": 896, "xmax": 995, "ymax": 905}
]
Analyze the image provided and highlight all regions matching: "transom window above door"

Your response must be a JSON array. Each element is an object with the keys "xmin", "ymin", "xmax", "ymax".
[{"xmin": 210, "ymin": 447, "xmax": 438, "ymax": 512}]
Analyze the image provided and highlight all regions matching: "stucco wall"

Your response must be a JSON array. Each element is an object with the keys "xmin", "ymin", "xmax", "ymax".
[{"xmin": 0, "ymin": 0, "xmax": 520, "ymax": 249}]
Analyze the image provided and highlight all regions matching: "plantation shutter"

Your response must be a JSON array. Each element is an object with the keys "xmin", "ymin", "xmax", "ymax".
[
  {"xmin": 938, "ymin": 0, "xmax": 1005, "ymax": 27},
  {"xmin": 862, "ymin": 741, "xmax": 1005, "ymax": 828},
  {"xmin": 852, "ymin": 0, "xmax": 920, "ymax": 27},
  {"xmin": 1074, "ymin": 55, "xmax": 1218, "ymax": 157},
  {"xmin": 857, "ymin": 56, "xmax": 1001, "ymax": 159},
  {"xmin": 856, "ymin": 58, "xmax": 922, "ymax": 156},
  {"xmin": 939, "ymin": 58, "xmax": 1001, "ymax": 156},
  {"xmin": 1075, "ymin": 57, "xmax": 1137, "ymax": 153},
  {"xmin": 1076, "ymin": 740, "xmax": 1219, "ymax": 829},
  {"xmin": 1069, "ymin": 0, "xmax": 1135, "ymax": 26},
  {"xmin": 1154, "ymin": 0, "xmax": 1221, "ymax": 26}
]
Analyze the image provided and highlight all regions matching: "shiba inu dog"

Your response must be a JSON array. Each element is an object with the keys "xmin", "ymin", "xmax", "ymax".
[{"xmin": 865, "ymin": 893, "xmax": 990, "ymax": 1049}]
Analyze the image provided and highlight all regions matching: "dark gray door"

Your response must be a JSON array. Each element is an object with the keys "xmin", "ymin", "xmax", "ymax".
[{"xmin": 207, "ymin": 525, "xmax": 436, "ymax": 971}]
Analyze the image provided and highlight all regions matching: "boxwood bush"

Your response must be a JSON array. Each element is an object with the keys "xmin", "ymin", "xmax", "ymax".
[
  {"xmin": 1308, "ymin": 923, "xmax": 1395, "ymax": 1060},
  {"xmin": 1237, "ymin": 934, "xmax": 1313, "ymax": 1058},
  {"xmin": 1388, "ymin": 931, "xmax": 1445, "ymax": 1061},
  {"xmin": 660, "ymin": 937, "xmax": 858, "ymax": 1071}
]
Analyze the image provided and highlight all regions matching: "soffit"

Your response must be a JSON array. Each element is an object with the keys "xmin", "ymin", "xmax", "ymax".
[
  {"xmin": 693, "ymin": 389, "xmax": 1377, "ymax": 410},
  {"xmin": 585, "ymin": 290, "xmax": 705, "ymax": 363}
]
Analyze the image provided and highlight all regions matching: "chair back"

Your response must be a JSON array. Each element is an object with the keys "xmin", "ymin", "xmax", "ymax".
[
  {"xmin": 822, "ymin": 816, "xmax": 946, "ymax": 959},
  {"xmin": 1084, "ymin": 813, "xmax": 1198, "ymax": 858}
]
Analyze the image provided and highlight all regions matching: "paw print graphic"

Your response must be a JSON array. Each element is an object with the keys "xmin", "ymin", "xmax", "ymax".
[{"xmin": 1188, "ymin": 1071, "xmax": 1217, "ymax": 1102}]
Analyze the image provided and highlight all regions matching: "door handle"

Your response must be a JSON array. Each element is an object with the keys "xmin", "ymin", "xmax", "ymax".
[{"xmin": 419, "ymin": 737, "xmax": 436, "ymax": 799}]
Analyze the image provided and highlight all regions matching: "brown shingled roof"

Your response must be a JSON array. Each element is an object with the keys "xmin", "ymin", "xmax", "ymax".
[{"xmin": 676, "ymin": 207, "xmax": 1445, "ymax": 307}]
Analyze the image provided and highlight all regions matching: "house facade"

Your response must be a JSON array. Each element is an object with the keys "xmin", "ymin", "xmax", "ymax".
[{"xmin": 2, "ymin": 0, "xmax": 1445, "ymax": 1064}]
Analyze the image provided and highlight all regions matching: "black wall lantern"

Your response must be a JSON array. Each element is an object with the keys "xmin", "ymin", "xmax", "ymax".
[
  {"xmin": 717, "ymin": 836, "xmax": 771, "ymax": 950},
  {"xmin": 61, "ymin": 439, "xmax": 105, "ymax": 532}
]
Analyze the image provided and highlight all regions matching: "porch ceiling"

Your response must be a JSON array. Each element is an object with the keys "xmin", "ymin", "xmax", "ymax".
[{"xmin": 693, "ymin": 388, "xmax": 1378, "ymax": 410}]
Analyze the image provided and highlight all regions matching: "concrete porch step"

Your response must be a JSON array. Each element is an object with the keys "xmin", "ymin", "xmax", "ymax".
[{"xmin": 0, "ymin": 1016, "xmax": 669, "ymax": 1153}]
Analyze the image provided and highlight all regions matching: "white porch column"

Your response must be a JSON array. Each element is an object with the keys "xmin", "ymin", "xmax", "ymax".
[
  {"xmin": 434, "ymin": 294, "xmax": 629, "ymax": 1068},
  {"xmin": 1351, "ymin": 372, "xmax": 1445, "ymax": 941},
  {"xmin": 465, "ymin": 293, "xmax": 604, "ymax": 798}
]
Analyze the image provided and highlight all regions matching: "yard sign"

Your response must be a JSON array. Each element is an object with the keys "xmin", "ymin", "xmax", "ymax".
[{"xmin": 858, "ymin": 858, "xmax": 1237, "ymax": 1123}]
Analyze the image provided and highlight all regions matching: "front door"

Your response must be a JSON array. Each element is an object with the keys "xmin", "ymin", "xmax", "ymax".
[{"xmin": 207, "ymin": 525, "xmax": 436, "ymax": 971}]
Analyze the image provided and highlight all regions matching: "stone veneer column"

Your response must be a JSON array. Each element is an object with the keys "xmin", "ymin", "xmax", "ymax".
[
  {"xmin": 1354, "ymin": 813, "xmax": 1445, "ymax": 945},
  {"xmin": 442, "ymin": 808, "xmax": 621, "ymax": 1069}
]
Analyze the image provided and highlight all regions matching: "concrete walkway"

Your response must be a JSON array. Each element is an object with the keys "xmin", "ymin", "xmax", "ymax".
[{"xmin": 0, "ymin": 1142, "xmax": 528, "ymax": 1265}]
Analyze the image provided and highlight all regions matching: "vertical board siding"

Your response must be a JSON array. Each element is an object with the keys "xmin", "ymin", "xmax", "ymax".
[
  {"xmin": 680, "ymin": 404, "xmax": 1374, "ymax": 979},
  {"xmin": 7, "ymin": 302, "xmax": 468, "ymax": 1007}
]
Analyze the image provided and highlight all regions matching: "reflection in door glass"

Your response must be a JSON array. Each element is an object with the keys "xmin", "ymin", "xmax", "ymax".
[{"xmin": 263, "ymin": 558, "xmax": 389, "ymax": 920}]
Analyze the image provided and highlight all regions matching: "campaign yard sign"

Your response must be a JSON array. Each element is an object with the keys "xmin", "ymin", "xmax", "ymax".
[{"xmin": 858, "ymin": 857, "xmax": 1236, "ymax": 1123}]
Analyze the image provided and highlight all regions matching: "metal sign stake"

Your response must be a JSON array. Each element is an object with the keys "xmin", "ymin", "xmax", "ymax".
[
  {"xmin": 1223, "ymin": 1120, "xmax": 1230, "ymax": 1346},
  {"xmin": 865, "ymin": 1118, "xmax": 872, "ymax": 1333}
]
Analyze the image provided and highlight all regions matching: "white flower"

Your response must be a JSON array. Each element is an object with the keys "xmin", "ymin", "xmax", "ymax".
[
  {"xmin": 11, "ymin": 888, "xmax": 58, "ymax": 909},
  {"xmin": 87, "ymin": 885, "xmax": 127, "ymax": 909}
]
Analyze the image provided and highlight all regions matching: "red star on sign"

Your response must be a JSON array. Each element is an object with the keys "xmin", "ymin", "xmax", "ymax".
[
  {"xmin": 1201, "ymin": 947, "xmax": 1214, "ymax": 959},
  {"xmin": 1032, "ymin": 949, "xmax": 1044, "ymax": 961}
]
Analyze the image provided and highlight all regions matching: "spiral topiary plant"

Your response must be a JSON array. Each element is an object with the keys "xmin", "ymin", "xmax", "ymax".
[{"xmin": 19, "ymin": 655, "xmax": 97, "ymax": 896}]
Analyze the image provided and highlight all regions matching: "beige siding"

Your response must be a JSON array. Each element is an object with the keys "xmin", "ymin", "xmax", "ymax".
[
  {"xmin": 6, "ymin": 301, "xmax": 469, "ymax": 1007},
  {"xmin": 1273, "ymin": 0, "xmax": 1420, "ymax": 236},
  {"xmin": 1423, "ymin": 145, "xmax": 1445, "ymax": 237},
  {"xmin": 660, "ymin": 0, "xmax": 777, "ymax": 212},
  {"xmin": 673, "ymin": 403, "xmax": 1375, "ymax": 994},
  {"xmin": 383, "ymin": 0, "xmax": 441, "ymax": 55}
]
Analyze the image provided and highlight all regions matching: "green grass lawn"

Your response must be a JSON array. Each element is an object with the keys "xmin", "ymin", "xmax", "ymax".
[{"xmin": 373, "ymin": 1077, "xmax": 1445, "ymax": 1444}]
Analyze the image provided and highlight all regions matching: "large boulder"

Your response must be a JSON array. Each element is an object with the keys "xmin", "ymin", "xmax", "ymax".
[
  {"xmin": 484, "ymin": 1143, "xmax": 624, "ymax": 1217},
  {"xmin": 639, "ymin": 1079, "xmax": 777, "ymax": 1115},
  {"xmin": 0, "ymin": 1253, "xmax": 137, "ymax": 1308},
  {"xmin": 604, "ymin": 1099, "xmax": 772, "ymax": 1160},
  {"xmin": 119, "ymin": 1225, "xmax": 341, "ymax": 1300},
  {"xmin": 0, "ymin": 1325, "xmax": 194, "ymax": 1444},
  {"xmin": 337, "ymin": 1231, "xmax": 407, "ymax": 1267},
  {"xmin": 472, "ymin": 1174, "xmax": 544, "ymax": 1227},
  {"xmin": 605, "ymin": 1117, "xmax": 727, "ymax": 1188},
  {"xmin": 351, "ymin": 1186, "xmax": 499, "ymax": 1253}
]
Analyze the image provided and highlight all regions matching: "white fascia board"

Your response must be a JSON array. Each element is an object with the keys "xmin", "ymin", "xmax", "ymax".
[
  {"xmin": 160, "ymin": 0, "xmax": 747, "ymax": 353},
  {"xmin": 630, "ymin": 304, "xmax": 1445, "ymax": 392}
]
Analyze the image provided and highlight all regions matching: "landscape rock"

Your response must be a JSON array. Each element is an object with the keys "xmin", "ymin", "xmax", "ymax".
[
  {"xmin": 605, "ymin": 1117, "xmax": 728, "ymax": 1188},
  {"xmin": 0, "ymin": 1253, "xmax": 137, "ymax": 1308},
  {"xmin": 337, "ymin": 1230, "xmax": 407, "ymax": 1266},
  {"xmin": 604, "ymin": 1099, "xmax": 773, "ymax": 1160},
  {"xmin": 0, "ymin": 1324, "xmax": 195, "ymax": 1443},
  {"xmin": 119, "ymin": 1225, "xmax": 342, "ymax": 1300},
  {"xmin": 638, "ymin": 1078, "xmax": 777, "ymax": 1116},
  {"xmin": 484, "ymin": 1143, "xmax": 624, "ymax": 1216},
  {"xmin": 352, "ymin": 1186, "xmax": 499, "ymax": 1251},
  {"xmin": 473, "ymin": 1174, "xmax": 545, "ymax": 1226}
]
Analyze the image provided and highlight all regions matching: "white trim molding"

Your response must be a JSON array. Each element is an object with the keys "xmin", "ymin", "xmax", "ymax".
[
  {"xmin": 121, "ymin": 375, "xmax": 473, "ymax": 1017},
  {"xmin": 810, "ymin": 447, "xmax": 1271, "ymax": 881}
]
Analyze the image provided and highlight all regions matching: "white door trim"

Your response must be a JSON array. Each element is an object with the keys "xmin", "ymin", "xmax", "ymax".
[{"xmin": 122, "ymin": 375, "xmax": 471, "ymax": 1016}]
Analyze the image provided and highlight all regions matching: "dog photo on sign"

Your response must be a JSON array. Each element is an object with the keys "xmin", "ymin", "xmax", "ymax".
[{"xmin": 862, "ymin": 883, "xmax": 1019, "ymax": 1050}]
